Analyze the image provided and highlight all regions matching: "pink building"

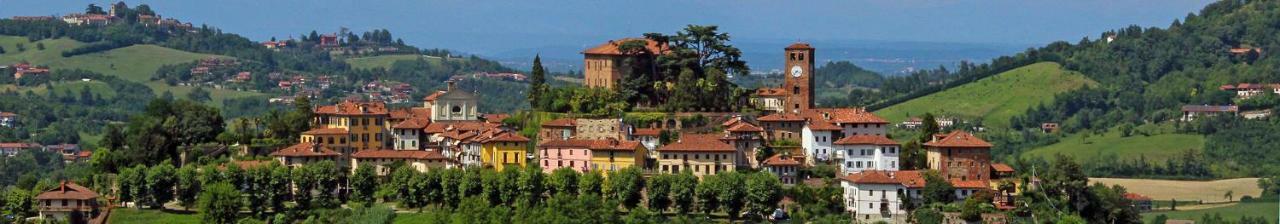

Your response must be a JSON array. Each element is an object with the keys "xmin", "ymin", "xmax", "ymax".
[{"xmin": 538, "ymin": 139, "xmax": 596, "ymax": 173}]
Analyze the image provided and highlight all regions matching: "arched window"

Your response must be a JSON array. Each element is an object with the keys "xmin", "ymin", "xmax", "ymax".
[{"xmin": 451, "ymin": 105, "xmax": 462, "ymax": 113}]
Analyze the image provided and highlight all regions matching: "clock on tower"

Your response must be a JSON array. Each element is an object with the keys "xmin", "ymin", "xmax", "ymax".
[{"xmin": 782, "ymin": 43, "xmax": 815, "ymax": 111}]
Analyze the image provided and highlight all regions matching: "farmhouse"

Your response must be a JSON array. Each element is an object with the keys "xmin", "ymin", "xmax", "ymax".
[
  {"xmin": 1180, "ymin": 105, "xmax": 1238, "ymax": 121},
  {"xmin": 0, "ymin": 111, "xmax": 17, "ymax": 127},
  {"xmin": 762, "ymin": 154, "xmax": 802, "ymax": 185},
  {"xmin": 34, "ymin": 181, "xmax": 100, "ymax": 223},
  {"xmin": 655, "ymin": 134, "xmax": 737, "ymax": 178}
]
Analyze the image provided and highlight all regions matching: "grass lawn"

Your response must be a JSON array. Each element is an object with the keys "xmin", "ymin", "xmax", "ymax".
[
  {"xmin": 1022, "ymin": 126, "xmax": 1204, "ymax": 162},
  {"xmin": 144, "ymin": 82, "xmax": 266, "ymax": 108},
  {"xmin": 109, "ymin": 208, "xmax": 202, "ymax": 224},
  {"xmin": 874, "ymin": 62, "xmax": 1096, "ymax": 128},
  {"xmin": 345, "ymin": 54, "xmax": 431, "ymax": 70},
  {"xmin": 1142, "ymin": 201, "xmax": 1278, "ymax": 223}
]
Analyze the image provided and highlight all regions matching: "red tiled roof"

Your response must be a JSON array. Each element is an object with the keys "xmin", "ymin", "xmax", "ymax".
[
  {"xmin": 658, "ymin": 134, "xmax": 735, "ymax": 152},
  {"xmin": 411, "ymin": 108, "xmax": 432, "ymax": 119},
  {"xmin": 541, "ymin": 118, "xmax": 577, "ymax": 127},
  {"xmin": 807, "ymin": 120, "xmax": 842, "ymax": 131},
  {"xmin": 425, "ymin": 121, "xmax": 499, "ymax": 133},
  {"xmin": 896, "ymin": 170, "xmax": 926, "ymax": 188},
  {"xmin": 727, "ymin": 122, "xmax": 765, "ymax": 132},
  {"xmin": 393, "ymin": 118, "xmax": 429, "ymax": 129},
  {"xmin": 951, "ymin": 180, "xmax": 989, "ymax": 189},
  {"xmin": 423, "ymin": 91, "xmax": 447, "ymax": 101},
  {"xmin": 302, "ymin": 128, "xmax": 349, "ymax": 135},
  {"xmin": 35, "ymin": 181, "xmax": 98, "ymax": 200},
  {"xmin": 485, "ymin": 132, "xmax": 530, "ymax": 143},
  {"xmin": 1236, "ymin": 83, "xmax": 1264, "ymax": 89},
  {"xmin": 1123, "ymin": 193, "xmax": 1152, "ymax": 201},
  {"xmin": 588, "ymin": 139, "xmax": 643, "ymax": 152},
  {"xmin": 483, "ymin": 113, "xmax": 510, "ymax": 122},
  {"xmin": 839, "ymin": 170, "xmax": 901, "ymax": 184},
  {"xmin": 0, "ymin": 112, "xmax": 17, "ymax": 117},
  {"xmin": 1219, "ymin": 84, "xmax": 1235, "ymax": 90},
  {"xmin": 314, "ymin": 100, "xmax": 389, "ymax": 115},
  {"xmin": 352, "ymin": 150, "xmax": 449, "ymax": 160},
  {"xmin": 389, "ymin": 109, "xmax": 413, "ymax": 119},
  {"xmin": 785, "ymin": 42, "xmax": 814, "ymax": 50},
  {"xmin": 833, "ymin": 134, "xmax": 899, "ymax": 146},
  {"xmin": 0, "ymin": 142, "xmax": 40, "ymax": 148},
  {"xmin": 538, "ymin": 139, "xmax": 596, "ymax": 148},
  {"xmin": 632, "ymin": 128, "xmax": 662, "ymax": 136},
  {"xmin": 802, "ymin": 108, "xmax": 889, "ymax": 124},
  {"xmin": 582, "ymin": 38, "xmax": 668, "ymax": 55},
  {"xmin": 924, "ymin": 131, "xmax": 993, "ymax": 148},
  {"xmin": 991, "ymin": 163, "xmax": 1015, "ymax": 173},
  {"xmin": 763, "ymin": 154, "xmax": 801, "ymax": 166},
  {"xmin": 270, "ymin": 142, "xmax": 340, "ymax": 157},
  {"xmin": 757, "ymin": 113, "xmax": 805, "ymax": 122}
]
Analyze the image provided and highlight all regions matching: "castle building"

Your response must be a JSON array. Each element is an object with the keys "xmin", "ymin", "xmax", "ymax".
[
  {"xmin": 581, "ymin": 38, "xmax": 667, "ymax": 89},
  {"xmin": 924, "ymin": 131, "xmax": 994, "ymax": 182}
]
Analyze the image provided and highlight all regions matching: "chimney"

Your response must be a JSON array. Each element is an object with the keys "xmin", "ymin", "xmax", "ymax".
[{"xmin": 446, "ymin": 80, "xmax": 456, "ymax": 92}]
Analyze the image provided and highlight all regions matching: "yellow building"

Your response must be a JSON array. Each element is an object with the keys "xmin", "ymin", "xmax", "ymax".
[
  {"xmin": 309, "ymin": 100, "xmax": 391, "ymax": 151},
  {"xmin": 656, "ymin": 134, "xmax": 737, "ymax": 178},
  {"xmin": 481, "ymin": 131, "xmax": 532, "ymax": 170},
  {"xmin": 587, "ymin": 139, "xmax": 646, "ymax": 174}
]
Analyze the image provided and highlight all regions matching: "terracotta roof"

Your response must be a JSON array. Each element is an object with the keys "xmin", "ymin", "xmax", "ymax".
[
  {"xmin": 582, "ymin": 38, "xmax": 668, "ymax": 55},
  {"xmin": 951, "ymin": 180, "xmax": 989, "ymax": 189},
  {"xmin": 1123, "ymin": 193, "xmax": 1152, "ymax": 201},
  {"xmin": 35, "ymin": 181, "xmax": 98, "ymax": 200},
  {"xmin": 991, "ymin": 163, "xmax": 1015, "ymax": 173},
  {"xmin": 270, "ymin": 142, "xmax": 340, "ymax": 157},
  {"xmin": 538, "ymin": 139, "xmax": 596, "ymax": 148},
  {"xmin": 1219, "ymin": 84, "xmax": 1235, "ymax": 90},
  {"xmin": 727, "ymin": 122, "xmax": 765, "ymax": 132},
  {"xmin": 757, "ymin": 113, "xmax": 805, "ymax": 122},
  {"xmin": 763, "ymin": 154, "xmax": 801, "ymax": 166},
  {"xmin": 541, "ymin": 118, "xmax": 577, "ymax": 127},
  {"xmin": 1181, "ymin": 105, "xmax": 1238, "ymax": 113},
  {"xmin": 483, "ymin": 113, "xmax": 510, "ymax": 122},
  {"xmin": 802, "ymin": 108, "xmax": 889, "ymax": 124},
  {"xmin": 393, "ymin": 118, "xmax": 430, "ymax": 129},
  {"xmin": 833, "ymin": 134, "xmax": 899, "ymax": 146},
  {"xmin": 302, "ymin": 128, "xmax": 349, "ymax": 135},
  {"xmin": 1236, "ymin": 83, "xmax": 1264, "ymax": 89},
  {"xmin": 806, "ymin": 120, "xmax": 842, "ymax": 131},
  {"xmin": 839, "ymin": 170, "xmax": 901, "ymax": 184},
  {"xmin": 389, "ymin": 109, "xmax": 413, "ymax": 119},
  {"xmin": 632, "ymin": 128, "xmax": 662, "ymax": 136},
  {"xmin": 485, "ymin": 132, "xmax": 530, "ymax": 143},
  {"xmin": 423, "ymin": 91, "xmax": 447, "ymax": 101},
  {"xmin": 314, "ymin": 100, "xmax": 389, "ymax": 115},
  {"xmin": 754, "ymin": 88, "xmax": 788, "ymax": 96},
  {"xmin": 785, "ymin": 42, "xmax": 814, "ymax": 50},
  {"xmin": 0, "ymin": 112, "xmax": 16, "ymax": 117},
  {"xmin": 352, "ymin": 150, "xmax": 449, "ymax": 160},
  {"xmin": 0, "ymin": 142, "xmax": 40, "ymax": 148},
  {"xmin": 588, "ymin": 139, "xmax": 644, "ymax": 152},
  {"xmin": 722, "ymin": 117, "xmax": 744, "ymax": 127},
  {"xmin": 924, "ymin": 131, "xmax": 993, "ymax": 148},
  {"xmin": 658, "ymin": 134, "xmax": 735, "ymax": 152},
  {"xmin": 425, "ymin": 121, "xmax": 499, "ymax": 133},
  {"xmin": 896, "ymin": 170, "xmax": 926, "ymax": 188}
]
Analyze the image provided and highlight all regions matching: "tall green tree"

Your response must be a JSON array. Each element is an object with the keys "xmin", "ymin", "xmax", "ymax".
[
  {"xmin": 546, "ymin": 167, "xmax": 579, "ymax": 196},
  {"xmin": 645, "ymin": 174, "xmax": 673, "ymax": 213},
  {"xmin": 606, "ymin": 167, "xmax": 645, "ymax": 209},
  {"xmin": 175, "ymin": 165, "xmax": 200, "ymax": 210},
  {"xmin": 351, "ymin": 164, "xmax": 378, "ymax": 204},
  {"xmin": 670, "ymin": 170, "xmax": 698, "ymax": 214},
  {"xmin": 518, "ymin": 165, "xmax": 545, "ymax": 205},
  {"xmin": 528, "ymin": 55, "xmax": 547, "ymax": 108},
  {"xmin": 745, "ymin": 172, "xmax": 783, "ymax": 220},
  {"xmin": 922, "ymin": 171, "xmax": 955, "ymax": 205},
  {"xmin": 579, "ymin": 170, "xmax": 604, "ymax": 195},
  {"xmin": 199, "ymin": 182, "xmax": 241, "ymax": 224},
  {"xmin": 144, "ymin": 163, "xmax": 177, "ymax": 208}
]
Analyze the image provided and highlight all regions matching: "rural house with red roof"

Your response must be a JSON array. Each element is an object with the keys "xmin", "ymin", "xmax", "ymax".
[
  {"xmin": 924, "ymin": 131, "xmax": 994, "ymax": 182},
  {"xmin": 655, "ymin": 134, "xmax": 737, "ymax": 178},
  {"xmin": 763, "ymin": 154, "xmax": 802, "ymax": 184},
  {"xmin": 35, "ymin": 181, "xmax": 100, "ymax": 222}
]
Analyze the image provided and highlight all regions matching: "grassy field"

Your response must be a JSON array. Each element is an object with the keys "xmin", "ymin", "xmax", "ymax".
[
  {"xmin": 1090, "ymin": 178, "xmax": 1262, "ymax": 203},
  {"xmin": 1022, "ymin": 126, "xmax": 1204, "ymax": 162},
  {"xmin": 344, "ymin": 54, "xmax": 458, "ymax": 70},
  {"xmin": 109, "ymin": 208, "xmax": 202, "ymax": 224},
  {"xmin": 0, "ymin": 35, "xmax": 265, "ymax": 107},
  {"xmin": 1141, "ymin": 201, "xmax": 1277, "ymax": 223},
  {"xmin": 874, "ymin": 62, "xmax": 1096, "ymax": 128}
]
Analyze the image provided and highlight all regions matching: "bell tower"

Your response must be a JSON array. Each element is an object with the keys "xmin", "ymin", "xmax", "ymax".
[{"xmin": 783, "ymin": 43, "xmax": 815, "ymax": 111}]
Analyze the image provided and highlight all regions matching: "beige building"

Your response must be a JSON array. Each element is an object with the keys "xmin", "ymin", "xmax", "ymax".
[
  {"xmin": 656, "ymin": 134, "xmax": 737, "ymax": 178},
  {"xmin": 270, "ymin": 142, "xmax": 341, "ymax": 168},
  {"xmin": 575, "ymin": 118, "xmax": 623, "ymax": 140},
  {"xmin": 350, "ymin": 150, "xmax": 455, "ymax": 175}
]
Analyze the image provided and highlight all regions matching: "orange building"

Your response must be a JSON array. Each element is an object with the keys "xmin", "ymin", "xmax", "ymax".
[
  {"xmin": 581, "ymin": 38, "xmax": 667, "ymax": 89},
  {"xmin": 924, "ymin": 131, "xmax": 993, "ymax": 182}
]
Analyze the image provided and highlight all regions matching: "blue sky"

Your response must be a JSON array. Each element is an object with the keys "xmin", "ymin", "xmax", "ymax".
[{"xmin": 0, "ymin": 0, "xmax": 1215, "ymax": 71}]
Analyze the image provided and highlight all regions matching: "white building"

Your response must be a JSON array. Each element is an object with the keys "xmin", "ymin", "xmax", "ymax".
[
  {"xmin": 801, "ymin": 121, "xmax": 838, "ymax": 165},
  {"xmin": 798, "ymin": 108, "xmax": 889, "ymax": 166},
  {"xmin": 840, "ymin": 170, "xmax": 917, "ymax": 223},
  {"xmin": 391, "ymin": 119, "xmax": 428, "ymax": 150},
  {"xmin": 833, "ymin": 134, "xmax": 901, "ymax": 174}
]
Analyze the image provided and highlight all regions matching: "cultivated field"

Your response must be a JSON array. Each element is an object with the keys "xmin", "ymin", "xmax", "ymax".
[
  {"xmin": 874, "ymin": 62, "xmax": 1097, "ymax": 128},
  {"xmin": 1023, "ymin": 125, "xmax": 1204, "ymax": 162},
  {"xmin": 1090, "ymin": 178, "xmax": 1262, "ymax": 203},
  {"xmin": 1141, "ymin": 201, "xmax": 1278, "ymax": 223}
]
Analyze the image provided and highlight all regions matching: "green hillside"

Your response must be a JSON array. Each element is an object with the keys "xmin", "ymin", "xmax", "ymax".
[
  {"xmin": 874, "ymin": 62, "xmax": 1096, "ymax": 128},
  {"xmin": 1141, "ymin": 201, "xmax": 1277, "ymax": 223},
  {"xmin": 0, "ymin": 35, "xmax": 263, "ymax": 106},
  {"xmin": 346, "ymin": 54, "xmax": 456, "ymax": 70},
  {"xmin": 1023, "ymin": 124, "xmax": 1205, "ymax": 162}
]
